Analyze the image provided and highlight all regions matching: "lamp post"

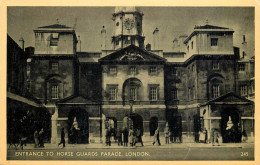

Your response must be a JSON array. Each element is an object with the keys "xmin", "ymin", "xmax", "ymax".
[{"xmin": 128, "ymin": 99, "xmax": 134, "ymax": 129}]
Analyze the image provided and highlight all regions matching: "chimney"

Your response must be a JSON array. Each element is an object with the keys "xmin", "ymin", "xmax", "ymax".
[
  {"xmin": 153, "ymin": 27, "xmax": 159, "ymax": 50},
  {"xmin": 19, "ymin": 37, "xmax": 25, "ymax": 51},
  {"xmin": 241, "ymin": 35, "xmax": 247, "ymax": 59},
  {"xmin": 146, "ymin": 43, "xmax": 151, "ymax": 51},
  {"xmin": 101, "ymin": 26, "xmax": 106, "ymax": 50},
  {"xmin": 173, "ymin": 38, "xmax": 179, "ymax": 52}
]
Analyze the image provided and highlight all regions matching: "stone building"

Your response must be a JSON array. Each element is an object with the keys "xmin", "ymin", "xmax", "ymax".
[
  {"xmin": 25, "ymin": 7, "xmax": 254, "ymax": 144},
  {"xmin": 7, "ymin": 35, "xmax": 50, "ymax": 144}
]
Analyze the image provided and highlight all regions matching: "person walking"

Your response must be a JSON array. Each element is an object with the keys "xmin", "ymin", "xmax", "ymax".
[
  {"xmin": 136, "ymin": 128, "xmax": 144, "ymax": 146},
  {"xmin": 105, "ymin": 127, "xmax": 111, "ymax": 146},
  {"xmin": 39, "ymin": 128, "xmax": 44, "ymax": 147},
  {"xmin": 34, "ymin": 129, "xmax": 39, "ymax": 148},
  {"xmin": 203, "ymin": 129, "xmax": 208, "ymax": 144},
  {"xmin": 153, "ymin": 127, "xmax": 161, "ymax": 146},
  {"xmin": 123, "ymin": 127, "xmax": 129, "ymax": 147},
  {"xmin": 116, "ymin": 127, "xmax": 123, "ymax": 146},
  {"xmin": 58, "ymin": 128, "xmax": 65, "ymax": 148},
  {"xmin": 164, "ymin": 126, "xmax": 169, "ymax": 144},
  {"xmin": 129, "ymin": 127, "xmax": 134, "ymax": 147}
]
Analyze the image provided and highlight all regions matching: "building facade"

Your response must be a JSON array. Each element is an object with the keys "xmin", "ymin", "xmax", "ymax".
[{"xmin": 23, "ymin": 7, "xmax": 254, "ymax": 144}]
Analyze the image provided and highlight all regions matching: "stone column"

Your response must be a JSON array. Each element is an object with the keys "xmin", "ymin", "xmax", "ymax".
[
  {"xmin": 102, "ymin": 114, "xmax": 106, "ymax": 145},
  {"xmin": 51, "ymin": 106, "xmax": 58, "ymax": 144}
]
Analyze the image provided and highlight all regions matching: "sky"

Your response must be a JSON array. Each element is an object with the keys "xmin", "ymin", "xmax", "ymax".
[{"xmin": 7, "ymin": 7, "xmax": 254, "ymax": 56}]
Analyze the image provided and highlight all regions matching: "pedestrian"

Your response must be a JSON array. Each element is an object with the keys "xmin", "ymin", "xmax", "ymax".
[
  {"xmin": 152, "ymin": 127, "xmax": 161, "ymax": 146},
  {"xmin": 136, "ymin": 128, "xmax": 144, "ymax": 146},
  {"xmin": 212, "ymin": 128, "xmax": 220, "ymax": 146},
  {"xmin": 34, "ymin": 129, "xmax": 39, "ymax": 148},
  {"xmin": 242, "ymin": 130, "xmax": 248, "ymax": 142},
  {"xmin": 203, "ymin": 128, "xmax": 208, "ymax": 144},
  {"xmin": 58, "ymin": 128, "xmax": 65, "ymax": 148},
  {"xmin": 173, "ymin": 126, "xmax": 178, "ymax": 143},
  {"xmin": 164, "ymin": 126, "xmax": 169, "ymax": 144},
  {"xmin": 116, "ymin": 127, "xmax": 123, "ymax": 146},
  {"xmin": 123, "ymin": 127, "xmax": 129, "ymax": 147},
  {"xmin": 129, "ymin": 127, "xmax": 134, "ymax": 147},
  {"xmin": 39, "ymin": 128, "xmax": 45, "ymax": 147},
  {"xmin": 105, "ymin": 127, "xmax": 111, "ymax": 146}
]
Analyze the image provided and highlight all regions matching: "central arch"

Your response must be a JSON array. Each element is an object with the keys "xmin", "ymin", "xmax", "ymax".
[
  {"xmin": 123, "ymin": 113, "xmax": 143, "ymax": 135},
  {"xmin": 220, "ymin": 108, "xmax": 241, "ymax": 143},
  {"xmin": 68, "ymin": 108, "xmax": 89, "ymax": 144}
]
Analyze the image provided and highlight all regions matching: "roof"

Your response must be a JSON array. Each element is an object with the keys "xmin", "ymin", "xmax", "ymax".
[
  {"xmin": 184, "ymin": 24, "xmax": 234, "ymax": 44},
  {"xmin": 203, "ymin": 92, "xmax": 254, "ymax": 105},
  {"xmin": 194, "ymin": 25, "xmax": 229, "ymax": 30},
  {"xmin": 99, "ymin": 45, "xmax": 166, "ymax": 64},
  {"xmin": 38, "ymin": 24, "xmax": 72, "ymax": 29}
]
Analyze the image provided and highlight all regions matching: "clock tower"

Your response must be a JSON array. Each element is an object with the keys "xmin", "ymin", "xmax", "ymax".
[{"xmin": 112, "ymin": 7, "xmax": 145, "ymax": 50}]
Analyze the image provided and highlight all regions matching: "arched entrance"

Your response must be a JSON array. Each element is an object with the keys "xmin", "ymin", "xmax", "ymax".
[
  {"xmin": 149, "ymin": 117, "xmax": 158, "ymax": 136},
  {"xmin": 124, "ymin": 113, "xmax": 143, "ymax": 134},
  {"xmin": 221, "ymin": 108, "xmax": 241, "ymax": 143},
  {"xmin": 106, "ymin": 117, "xmax": 117, "ymax": 140},
  {"xmin": 68, "ymin": 108, "xmax": 89, "ymax": 144}
]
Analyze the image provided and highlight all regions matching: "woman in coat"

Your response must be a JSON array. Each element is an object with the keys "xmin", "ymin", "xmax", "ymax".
[
  {"xmin": 34, "ymin": 129, "xmax": 39, "ymax": 148},
  {"xmin": 129, "ymin": 128, "xmax": 134, "ymax": 147}
]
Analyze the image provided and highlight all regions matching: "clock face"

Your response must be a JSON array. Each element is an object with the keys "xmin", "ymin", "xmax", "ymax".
[{"xmin": 124, "ymin": 18, "xmax": 135, "ymax": 30}]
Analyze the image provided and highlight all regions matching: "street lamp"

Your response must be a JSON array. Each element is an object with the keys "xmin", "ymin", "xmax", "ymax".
[{"xmin": 128, "ymin": 99, "xmax": 134, "ymax": 129}]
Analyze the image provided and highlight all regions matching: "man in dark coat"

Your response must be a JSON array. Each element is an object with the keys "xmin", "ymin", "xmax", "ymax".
[
  {"xmin": 123, "ymin": 127, "xmax": 129, "ymax": 147},
  {"xmin": 116, "ymin": 127, "xmax": 123, "ymax": 146},
  {"xmin": 58, "ymin": 128, "xmax": 65, "ymax": 148},
  {"xmin": 136, "ymin": 128, "xmax": 144, "ymax": 146},
  {"xmin": 105, "ymin": 128, "xmax": 111, "ymax": 146}
]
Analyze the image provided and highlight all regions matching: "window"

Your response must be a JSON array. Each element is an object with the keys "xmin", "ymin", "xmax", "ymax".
[
  {"xmin": 109, "ymin": 88, "xmax": 117, "ymax": 100},
  {"xmin": 51, "ymin": 85, "xmax": 59, "ymax": 99},
  {"xmin": 50, "ymin": 33, "xmax": 59, "ymax": 46},
  {"xmin": 129, "ymin": 66, "xmax": 137, "ymax": 75},
  {"xmin": 239, "ymin": 63, "xmax": 245, "ymax": 71},
  {"xmin": 211, "ymin": 38, "xmax": 218, "ymax": 46},
  {"xmin": 171, "ymin": 89, "xmax": 177, "ymax": 100},
  {"xmin": 130, "ymin": 87, "xmax": 137, "ymax": 100},
  {"xmin": 240, "ymin": 85, "xmax": 247, "ymax": 96},
  {"xmin": 51, "ymin": 62, "xmax": 59, "ymax": 71},
  {"xmin": 115, "ymin": 40, "xmax": 119, "ymax": 45},
  {"xmin": 116, "ymin": 22, "xmax": 119, "ymax": 26},
  {"xmin": 191, "ymin": 41, "xmax": 193, "ymax": 49},
  {"xmin": 212, "ymin": 84, "xmax": 219, "ymax": 98},
  {"xmin": 150, "ymin": 66, "xmax": 157, "ymax": 74},
  {"xmin": 212, "ymin": 61, "xmax": 219, "ymax": 70},
  {"xmin": 150, "ymin": 87, "xmax": 158, "ymax": 101},
  {"xmin": 187, "ymin": 46, "xmax": 189, "ymax": 52},
  {"xmin": 109, "ymin": 66, "xmax": 117, "ymax": 75}
]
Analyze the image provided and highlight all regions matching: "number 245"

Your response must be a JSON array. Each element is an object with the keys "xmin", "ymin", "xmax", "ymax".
[{"xmin": 241, "ymin": 152, "xmax": 248, "ymax": 156}]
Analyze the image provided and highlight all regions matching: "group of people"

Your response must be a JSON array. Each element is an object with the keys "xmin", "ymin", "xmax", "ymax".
[
  {"xmin": 33, "ymin": 128, "xmax": 45, "ymax": 148},
  {"xmin": 106, "ymin": 127, "xmax": 144, "ymax": 147}
]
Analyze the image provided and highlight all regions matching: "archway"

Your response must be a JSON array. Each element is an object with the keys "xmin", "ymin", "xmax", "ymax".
[
  {"xmin": 221, "ymin": 108, "xmax": 241, "ymax": 143},
  {"xmin": 124, "ymin": 113, "xmax": 143, "ymax": 134},
  {"xmin": 68, "ymin": 108, "xmax": 89, "ymax": 144},
  {"xmin": 149, "ymin": 117, "xmax": 158, "ymax": 136}
]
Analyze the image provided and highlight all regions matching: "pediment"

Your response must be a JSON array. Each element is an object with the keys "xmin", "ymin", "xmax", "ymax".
[
  {"xmin": 207, "ymin": 92, "xmax": 254, "ymax": 105},
  {"xmin": 99, "ymin": 45, "xmax": 166, "ymax": 63},
  {"xmin": 57, "ymin": 95, "xmax": 98, "ymax": 104}
]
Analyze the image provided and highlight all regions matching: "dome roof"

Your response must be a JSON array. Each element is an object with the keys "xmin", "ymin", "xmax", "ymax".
[{"xmin": 114, "ymin": 6, "xmax": 140, "ymax": 13}]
